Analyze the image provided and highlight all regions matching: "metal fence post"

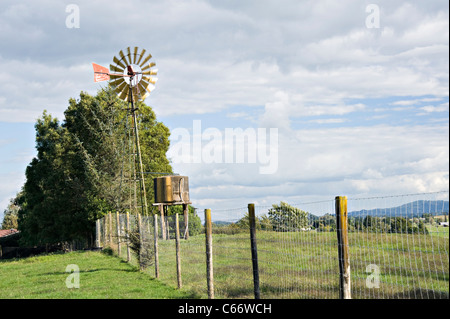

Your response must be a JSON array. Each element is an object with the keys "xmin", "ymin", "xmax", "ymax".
[
  {"xmin": 95, "ymin": 219, "xmax": 101, "ymax": 249},
  {"xmin": 248, "ymin": 203, "xmax": 260, "ymax": 299},
  {"xmin": 137, "ymin": 213, "xmax": 143, "ymax": 271},
  {"xmin": 154, "ymin": 213, "xmax": 159, "ymax": 278},
  {"xmin": 116, "ymin": 211, "xmax": 121, "ymax": 256},
  {"xmin": 183, "ymin": 203, "xmax": 189, "ymax": 240},
  {"xmin": 126, "ymin": 212, "xmax": 131, "ymax": 262},
  {"xmin": 204, "ymin": 208, "xmax": 214, "ymax": 299},
  {"xmin": 175, "ymin": 213, "xmax": 182, "ymax": 289},
  {"xmin": 336, "ymin": 196, "xmax": 351, "ymax": 299},
  {"xmin": 108, "ymin": 211, "xmax": 112, "ymax": 246}
]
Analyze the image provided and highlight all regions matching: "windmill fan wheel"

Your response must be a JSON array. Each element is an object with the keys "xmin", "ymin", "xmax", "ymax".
[{"xmin": 109, "ymin": 46, "xmax": 158, "ymax": 102}]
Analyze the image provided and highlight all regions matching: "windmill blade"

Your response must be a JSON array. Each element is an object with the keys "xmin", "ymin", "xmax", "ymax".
[
  {"xmin": 118, "ymin": 50, "xmax": 126, "ymax": 62},
  {"xmin": 137, "ymin": 82, "xmax": 150, "ymax": 100},
  {"xmin": 132, "ymin": 47, "xmax": 139, "ymax": 64},
  {"xmin": 113, "ymin": 56, "xmax": 126, "ymax": 69},
  {"xmin": 136, "ymin": 48, "xmax": 147, "ymax": 65},
  {"xmin": 142, "ymin": 76, "xmax": 158, "ymax": 85},
  {"xmin": 119, "ymin": 87, "xmax": 129, "ymax": 101},
  {"xmin": 139, "ymin": 78, "xmax": 156, "ymax": 95},
  {"xmin": 115, "ymin": 81, "xmax": 129, "ymax": 95},
  {"xmin": 141, "ymin": 62, "xmax": 156, "ymax": 72},
  {"xmin": 139, "ymin": 52, "xmax": 152, "ymax": 67},
  {"xmin": 110, "ymin": 64, "xmax": 124, "ymax": 73},
  {"xmin": 109, "ymin": 78, "xmax": 125, "ymax": 88},
  {"xmin": 110, "ymin": 74, "xmax": 127, "ymax": 80},
  {"xmin": 126, "ymin": 47, "xmax": 133, "ymax": 65},
  {"xmin": 142, "ymin": 68, "xmax": 158, "ymax": 76}
]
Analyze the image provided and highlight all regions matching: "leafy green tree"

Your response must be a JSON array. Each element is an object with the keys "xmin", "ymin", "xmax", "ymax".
[
  {"xmin": 268, "ymin": 202, "xmax": 309, "ymax": 232},
  {"xmin": 1, "ymin": 194, "xmax": 21, "ymax": 230},
  {"xmin": 18, "ymin": 87, "xmax": 173, "ymax": 247}
]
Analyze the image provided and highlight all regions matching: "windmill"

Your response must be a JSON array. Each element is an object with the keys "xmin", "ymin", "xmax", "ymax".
[{"xmin": 92, "ymin": 47, "xmax": 158, "ymax": 217}]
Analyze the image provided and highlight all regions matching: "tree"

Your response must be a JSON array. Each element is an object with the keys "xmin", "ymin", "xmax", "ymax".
[
  {"xmin": 1, "ymin": 194, "xmax": 21, "ymax": 229},
  {"xmin": 388, "ymin": 217, "xmax": 428, "ymax": 235},
  {"xmin": 18, "ymin": 87, "xmax": 173, "ymax": 247},
  {"xmin": 268, "ymin": 202, "xmax": 309, "ymax": 232}
]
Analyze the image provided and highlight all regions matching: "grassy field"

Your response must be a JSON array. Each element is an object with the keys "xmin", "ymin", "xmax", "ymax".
[
  {"xmin": 1, "ymin": 228, "xmax": 448, "ymax": 299},
  {"xmin": 0, "ymin": 250, "xmax": 198, "ymax": 299},
  {"xmin": 151, "ymin": 229, "xmax": 449, "ymax": 299}
]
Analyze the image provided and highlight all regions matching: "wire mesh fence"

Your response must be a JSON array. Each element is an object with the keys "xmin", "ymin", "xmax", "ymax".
[
  {"xmin": 95, "ymin": 191, "xmax": 449, "ymax": 299},
  {"xmin": 346, "ymin": 191, "xmax": 449, "ymax": 299}
]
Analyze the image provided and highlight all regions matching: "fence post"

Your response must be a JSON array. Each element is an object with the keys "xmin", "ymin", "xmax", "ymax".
[
  {"xmin": 154, "ymin": 213, "xmax": 159, "ymax": 278},
  {"xmin": 102, "ymin": 216, "xmax": 107, "ymax": 248},
  {"xmin": 95, "ymin": 219, "xmax": 101, "ymax": 249},
  {"xmin": 116, "ymin": 212, "xmax": 121, "ymax": 256},
  {"xmin": 335, "ymin": 196, "xmax": 351, "ymax": 299},
  {"xmin": 160, "ymin": 204, "xmax": 167, "ymax": 240},
  {"xmin": 248, "ymin": 203, "xmax": 260, "ymax": 299},
  {"xmin": 108, "ymin": 211, "xmax": 112, "ymax": 246},
  {"xmin": 183, "ymin": 203, "xmax": 189, "ymax": 240},
  {"xmin": 204, "ymin": 208, "xmax": 214, "ymax": 299},
  {"xmin": 175, "ymin": 213, "xmax": 182, "ymax": 289},
  {"xmin": 137, "ymin": 213, "xmax": 143, "ymax": 271},
  {"xmin": 126, "ymin": 212, "xmax": 131, "ymax": 262}
]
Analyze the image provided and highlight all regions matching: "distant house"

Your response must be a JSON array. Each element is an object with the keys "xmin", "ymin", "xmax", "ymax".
[{"xmin": 0, "ymin": 229, "xmax": 19, "ymax": 238}]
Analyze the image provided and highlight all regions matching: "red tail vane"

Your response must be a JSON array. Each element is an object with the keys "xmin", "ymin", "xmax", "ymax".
[{"xmin": 92, "ymin": 63, "xmax": 110, "ymax": 82}]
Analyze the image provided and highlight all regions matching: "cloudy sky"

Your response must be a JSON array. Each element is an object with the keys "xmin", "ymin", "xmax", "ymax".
[{"xmin": 0, "ymin": 0, "xmax": 448, "ymax": 221}]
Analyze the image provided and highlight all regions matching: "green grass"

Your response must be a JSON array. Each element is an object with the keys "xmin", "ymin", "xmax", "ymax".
[
  {"xmin": 0, "ymin": 250, "xmax": 199, "ymax": 299},
  {"xmin": 427, "ymin": 225, "xmax": 449, "ymax": 238}
]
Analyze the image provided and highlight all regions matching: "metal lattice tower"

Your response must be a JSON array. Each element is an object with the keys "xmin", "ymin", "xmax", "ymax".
[{"xmin": 92, "ymin": 47, "xmax": 158, "ymax": 216}]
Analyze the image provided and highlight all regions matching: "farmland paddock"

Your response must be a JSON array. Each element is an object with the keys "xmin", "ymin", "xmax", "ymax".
[{"xmin": 95, "ymin": 190, "xmax": 449, "ymax": 299}]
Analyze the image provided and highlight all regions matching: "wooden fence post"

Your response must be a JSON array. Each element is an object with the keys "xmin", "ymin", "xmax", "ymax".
[
  {"xmin": 154, "ymin": 213, "xmax": 159, "ymax": 278},
  {"xmin": 248, "ymin": 203, "xmax": 260, "ymax": 299},
  {"xmin": 116, "ymin": 212, "xmax": 121, "ymax": 256},
  {"xmin": 204, "ymin": 208, "xmax": 214, "ymax": 299},
  {"xmin": 126, "ymin": 212, "xmax": 131, "ymax": 262},
  {"xmin": 175, "ymin": 213, "xmax": 182, "ymax": 289},
  {"xmin": 336, "ymin": 196, "xmax": 351, "ymax": 299}
]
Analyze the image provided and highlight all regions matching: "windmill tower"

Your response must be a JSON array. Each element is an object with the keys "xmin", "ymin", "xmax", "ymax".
[{"xmin": 92, "ymin": 47, "xmax": 158, "ymax": 216}]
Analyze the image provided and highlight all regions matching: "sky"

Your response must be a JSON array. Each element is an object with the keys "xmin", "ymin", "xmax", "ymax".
[{"xmin": 0, "ymin": 0, "xmax": 448, "ymax": 222}]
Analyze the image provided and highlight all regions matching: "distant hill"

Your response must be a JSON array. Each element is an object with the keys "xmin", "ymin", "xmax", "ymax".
[{"xmin": 348, "ymin": 200, "xmax": 449, "ymax": 218}]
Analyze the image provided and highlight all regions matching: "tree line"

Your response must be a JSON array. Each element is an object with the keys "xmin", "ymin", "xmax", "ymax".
[{"xmin": 212, "ymin": 202, "xmax": 431, "ymax": 235}]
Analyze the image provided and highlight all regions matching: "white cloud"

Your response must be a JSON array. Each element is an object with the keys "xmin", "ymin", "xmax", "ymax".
[
  {"xmin": 419, "ymin": 104, "xmax": 449, "ymax": 113},
  {"xmin": 169, "ymin": 122, "xmax": 449, "ymax": 210}
]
